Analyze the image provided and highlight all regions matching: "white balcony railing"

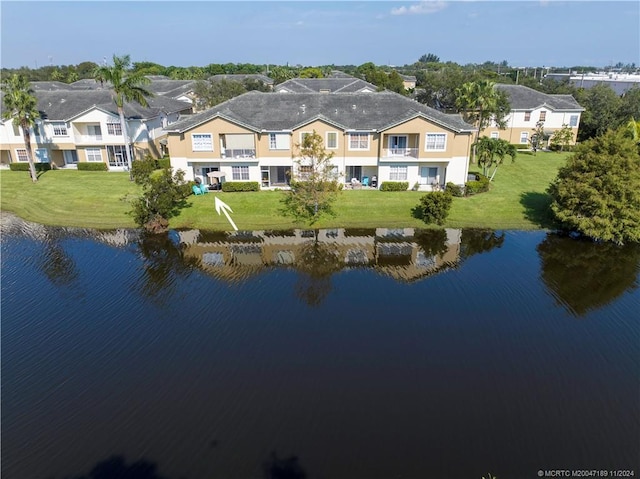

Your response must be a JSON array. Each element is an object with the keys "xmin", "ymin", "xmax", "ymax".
[
  {"xmin": 76, "ymin": 134, "xmax": 103, "ymax": 143},
  {"xmin": 383, "ymin": 148, "xmax": 419, "ymax": 158},
  {"xmin": 222, "ymin": 148, "xmax": 256, "ymax": 159}
]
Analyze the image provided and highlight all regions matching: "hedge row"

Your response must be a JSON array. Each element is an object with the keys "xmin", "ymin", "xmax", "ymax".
[
  {"xmin": 9, "ymin": 162, "xmax": 52, "ymax": 172},
  {"xmin": 221, "ymin": 181, "xmax": 260, "ymax": 192},
  {"xmin": 77, "ymin": 162, "xmax": 108, "ymax": 171},
  {"xmin": 379, "ymin": 181, "xmax": 409, "ymax": 191}
]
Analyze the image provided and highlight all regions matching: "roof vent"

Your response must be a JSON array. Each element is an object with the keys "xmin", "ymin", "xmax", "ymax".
[
  {"xmin": 352, "ymin": 104, "xmax": 356, "ymax": 110},
  {"xmin": 301, "ymin": 104, "xmax": 306, "ymax": 113}
]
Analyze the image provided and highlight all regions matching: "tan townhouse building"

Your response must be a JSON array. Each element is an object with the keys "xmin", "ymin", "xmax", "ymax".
[{"xmin": 165, "ymin": 91, "xmax": 475, "ymax": 190}]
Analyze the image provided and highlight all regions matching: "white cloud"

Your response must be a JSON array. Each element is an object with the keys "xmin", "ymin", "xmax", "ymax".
[{"xmin": 390, "ymin": 1, "xmax": 448, "ymax": 16}]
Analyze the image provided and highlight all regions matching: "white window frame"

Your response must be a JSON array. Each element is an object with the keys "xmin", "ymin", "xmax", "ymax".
[
  {"xmin": 86, "ymin": 147, "xmax": 103, "ymax": 162},
  {"xmin": 539, "ymin": 111, "xmax": 547, "ymax": 122},
  {"xmin": 524, "ymin": 111, "xmax": 531, "ymax": 122},
  {"xmin": 348, "ymin": 133, "xmax": 369, "ymax": 151},
  {"xmin": 425, "ymin": 133, "xmax": 447, "ymax": 151},
  {"xmin": 192, "ymin": 133, "xmax": 214, "ymax": 152},
  {"xmin": 106, "ymin": 122, "xmax": 123, "ymax": 136},
  {"xmin": 569, "ymin": 115, "xmax": 578, "ymax": 127},
  {"xmin": 490, "ymin": 131, "xmax": 499, "ymax": 139},
  {"xmin": 520, "ymin": 131, "xmax": 529, "ymax": 144},
  {"xmin": 52, "ymin": 122, "xmax": 68, "ymax": 136},
  {"xmin": 326, "ymin": 131, "xmax": 338, "ymax": 150},
  {"xmin": 15, "ymin": 148, "xmax": 28, "ymax": 162},
  {"xmin": 389, "ymin": 165, "xmax": 407, "ymax": 181},
  {"xmin": 232, "ymin": 165, "xmax": 250, "ymax": 181},
  {"xmin": 269, "ymin": 133, "xmax": 290, "ymax": 150}
]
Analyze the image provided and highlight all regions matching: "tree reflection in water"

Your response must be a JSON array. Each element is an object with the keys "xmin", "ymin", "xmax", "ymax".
[
  {"xmin": 460, "ymin": 229, "xmax": 506, "ymax": 260},
  {"xmin": 537, "ymin": 233, "xmax": 640, "ymax": 316},
  {"xmin": 293, "ymin": 231, "xmax": 343, "ymax": 307},
  {"xmin": 38, "ymin": 233, "xmax": 79, "ymax": 288},
  {"xmin": 135, "ymin": 232, "xmax": 200, "ymax": 305}
]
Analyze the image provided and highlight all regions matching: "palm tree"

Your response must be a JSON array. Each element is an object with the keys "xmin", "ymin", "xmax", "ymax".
[
  {"xmin": 93, "ymin": 54, "xmax": 152, "ymax": 179},
  {"xmin": 1, "ymin": 74, "xmax": 40, "ymax": 182},
  {"xmin": 455, "ymin": 80, "xmax": 510, "ymax": 163}
]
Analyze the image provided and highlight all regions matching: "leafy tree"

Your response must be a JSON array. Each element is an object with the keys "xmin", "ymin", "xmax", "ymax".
[
  {"xmin": 419, "ymin": 53, "xmax": 440, "ymax": 64},
  {"xmin": 66, "ymin": 70, "xmax": 79, "ymax": 83},
  {"xmin": 550, "ymin": 124, "xmax": 574, "ymax": 152},
  {"xmin": 1, "ymin": 74, "xmax": 40, "ymax": 181},
  {"xmin": 474, "ymin": 137, "xmax": 516, "ymax": 180},
  {"xmin": 616, "ymin": 87, "xmax": 640, "ymax": 128},
  {"xmin": 455, "ymin": 80, "xmax": 510, "ymax": 162},
  {"xmin": 281, "ymin": 131, "xmax": 341, "ymax": 225},
  {"xmin": 299, "ymin": 67, "xmax": 324, "ymax": 78},
  {"xmin": 415, "ymin": 66, "xmax": 471, "ymax": 111},
  {"xmin": 51, "ymin": 68, "xmax": 65, "ymax": 81},
  {"xmin": 268, "ymin": 66, "xmax": 296, "ymax": 84},
  {"xmin": 129, "ymin": 159, "xmax": 191, "ymax": 233},
  {"xmin": 575, "ymin": 83, "xmax": 621, "ymax": 141},
  {"xmin": 193, "ymin": 78, "xmax": 247, "ymax": 110},
  {"xmin": 548, "ymin": 130, "xmax": 640, "ymax": 244},
  {"xmin": 93, "ymin": 54, "xmax": 153, "ymax": 179},
  {"xmin": 529, "ymin": 121, "xmax": 548, "ymax": 154}
]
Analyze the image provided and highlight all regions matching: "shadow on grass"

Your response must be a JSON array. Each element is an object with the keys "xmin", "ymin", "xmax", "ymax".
[{"xmin": 520, "ymin": 191, "xmax": 558, "ymax": 229}]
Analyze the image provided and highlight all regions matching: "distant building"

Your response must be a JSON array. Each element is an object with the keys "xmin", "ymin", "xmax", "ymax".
[{"xmin": 545, "ymin": 72, "xmax": 640, "ymax": 95}]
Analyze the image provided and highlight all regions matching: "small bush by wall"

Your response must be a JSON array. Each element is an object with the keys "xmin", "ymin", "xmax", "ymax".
[
  {"xmin": 222, "ymin": 181, "xmax": 260, "ymax": 192},
  {"xmin": 9, "ymin": 162, "xmax": 51, "ymax": 172},
  {"xmin": 464, "ymin": 172, "xmax": 490, "ymax": 196},
  {"xmin": 157, "ymin": 158, "xmax": 171, "ymax": 169},
  {"xmin": 445, "ymin": 182, "xmax": 464, "ymax": 197},
  {"xmin": 77, "ymin": 162, "xmax": 108, "ymax": 171},
  {"xmin": 413, "ymin": 191, "xmax": 453, "ymax": 225},
  {"xmin": 379, "ymin": 181, "xmax": 409, "ymax": 191},
  {"xmin": 513, "ymin": 144, "xmax": 531, "ymax": 150}
]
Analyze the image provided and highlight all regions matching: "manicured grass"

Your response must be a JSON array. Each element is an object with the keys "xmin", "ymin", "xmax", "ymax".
[{"xmin": 0, "ymin": 151, "xmax": 570, "ymax": 231}]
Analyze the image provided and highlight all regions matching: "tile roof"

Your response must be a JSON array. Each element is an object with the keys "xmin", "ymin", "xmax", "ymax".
[
  {"xmin": 275, "ymin": 77, "xmax": 379, "ymax": 93},
  {"xmin": 495, "ymin": 84, "xmax": 584, "ymax": 111},
  {"xmin": 166, "ymin": 91, "xmax": 474, "ymax": 134},
  {"xmin": 34, "ymin": 90, "xmax": 192, "ymax": 121}
]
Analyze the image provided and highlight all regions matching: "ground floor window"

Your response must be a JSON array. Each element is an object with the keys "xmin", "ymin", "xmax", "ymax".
[
  {"xmin": 232, "ymin": 165, "xmax": 250, "ymax": 181},
  {"xmin": 520, "ymin": 132, "xmax": 529, "ymax": 144},
  {"xmin": 389, "ymin": 165, "xmax": 407, "ymax": 181},
  {"xmin": 15, "ymin": 149, "xmax": 28, "ymax": 162},
  {"xmin": 86, "ymin": 148, "xmax": 102, "ymax": 162},
  {"xmin": 35, "ymin": 148, "xmax": 49, "ymax": 163},
  {"xmin": 419, "ymin": 166, "xmax": 438, "ymax": 185}
]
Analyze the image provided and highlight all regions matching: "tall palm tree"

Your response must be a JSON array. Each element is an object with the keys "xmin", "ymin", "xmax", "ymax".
[
  {"xmin": 456, "ymin": 80, "xmax": 510, "ymax": 163},
  {"xmin": 2, "ymin": 74, "xmax": 40, "ymax": 182},
  {"xmin": 93, "ymin": 54, "xmax": 152, "ymax": 179}
]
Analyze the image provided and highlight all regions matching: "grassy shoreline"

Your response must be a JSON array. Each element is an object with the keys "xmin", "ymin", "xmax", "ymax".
[{"xmin": 0, "ymin": 151, "xmax": 569, "ymax": 231}]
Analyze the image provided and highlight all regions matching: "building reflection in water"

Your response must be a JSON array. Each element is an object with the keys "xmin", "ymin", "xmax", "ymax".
[{"xmin": 177, "ymin": 227, "xmax": 462, "ymax": 284}]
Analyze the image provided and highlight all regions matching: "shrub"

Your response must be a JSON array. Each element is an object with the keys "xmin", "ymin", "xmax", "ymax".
[
  {"xmin": 465, "ymin": 172, "xmax": 490, "ymax": 196},
  {"xmin": 221, "ymin": 181, "xmax": 260, "ymax": 192},
  {"xmin": 157, "ymin": 158, "xmax": 171, "ymax": 169},
  {"xmin": 77, "ymin": 162, "xmax": 108, "ymax": 171},
  {"xmin": 379, "ymin": 181, "xmax": 409, "ymax": 191},
  {"xmin": 513, "ymin": 143, "xmax": 531, "ymax": 150},
  {"xmin": 445, "ymin": 182, "xmax": 464, "ymax": 197},
  {"xmin": 413, "ymin": 191, "xmax": 453, "ymax": 225},
  {"xmin": 9, "ymin": 162, "xmax": 51, "ymax": 172}
]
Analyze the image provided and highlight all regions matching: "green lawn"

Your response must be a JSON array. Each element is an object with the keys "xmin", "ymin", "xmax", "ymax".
[{"xmin": 0, "ymin": 151, "xmax": 570, "ymax": 231}]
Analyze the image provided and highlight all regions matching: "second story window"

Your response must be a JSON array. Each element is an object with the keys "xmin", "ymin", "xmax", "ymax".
[
  {"xmin": 192, "ymin": 133, "xmax": 213, "ymax": 152},
  {"xmin": 269, "ymin": 133, "xmax": 290, "ymax": 150},
  {"xmin": 52, "ymin": 122, "xmax": 68, "ymax": 136},
  {"xmin": 425, "ymin": 133, "xmax": 446, "ymax": 151},
  {"xmin": 539, "ymin": 111, "xmax": 547, "ymax": 122},
  {"xmin": 326, "ymin": 132, "xmax": 338, "ymax": 149},
  {"xmin": 524, "ymin": 111, "xmax": 531, "ymax": 122},
  {"xmin": 107, "ymin": 122, "xmax": 122, "ymax": 136},
  {"xmin": 569, "ymin": 115, "xmax": 579, "ymax": 127},
  {"xmin": 349, "ymin": 133, "xmax": 369, "ymax": 150}
]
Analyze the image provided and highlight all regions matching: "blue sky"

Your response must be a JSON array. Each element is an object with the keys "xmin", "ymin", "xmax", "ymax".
[{"xmin": 1, "ymin": 1, "xmax": 638, "ymax": 69}]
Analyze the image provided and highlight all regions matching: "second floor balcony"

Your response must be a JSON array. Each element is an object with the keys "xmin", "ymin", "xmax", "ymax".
[{"xmin": 382, "ymin": 148, "xmax": 419, "ymax": 159}]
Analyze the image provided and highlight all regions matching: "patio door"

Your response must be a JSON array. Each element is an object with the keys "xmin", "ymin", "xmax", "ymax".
[
  {"xmin": 347, "ymin": 166, "xmax": 362, "ymax": 181},
  {"xmin": 63, "ymin": 150, "xmax": 78, "ymax": 165},
  {"xmin": 202, "ymin": 167, "xmax": 219, "ymax": 185},
  {"xmin": 420, "ymin": 167, "xmax": 438, "ymax": 185},
  {"xmin": 389, "ymin": 135, "xmax": 407, "ymax": 155}
]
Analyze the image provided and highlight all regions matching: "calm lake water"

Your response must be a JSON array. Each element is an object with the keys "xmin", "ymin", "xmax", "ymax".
[{"xmin": 2, "ymin": 214, "xmax": 639, "ymax": 479}]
